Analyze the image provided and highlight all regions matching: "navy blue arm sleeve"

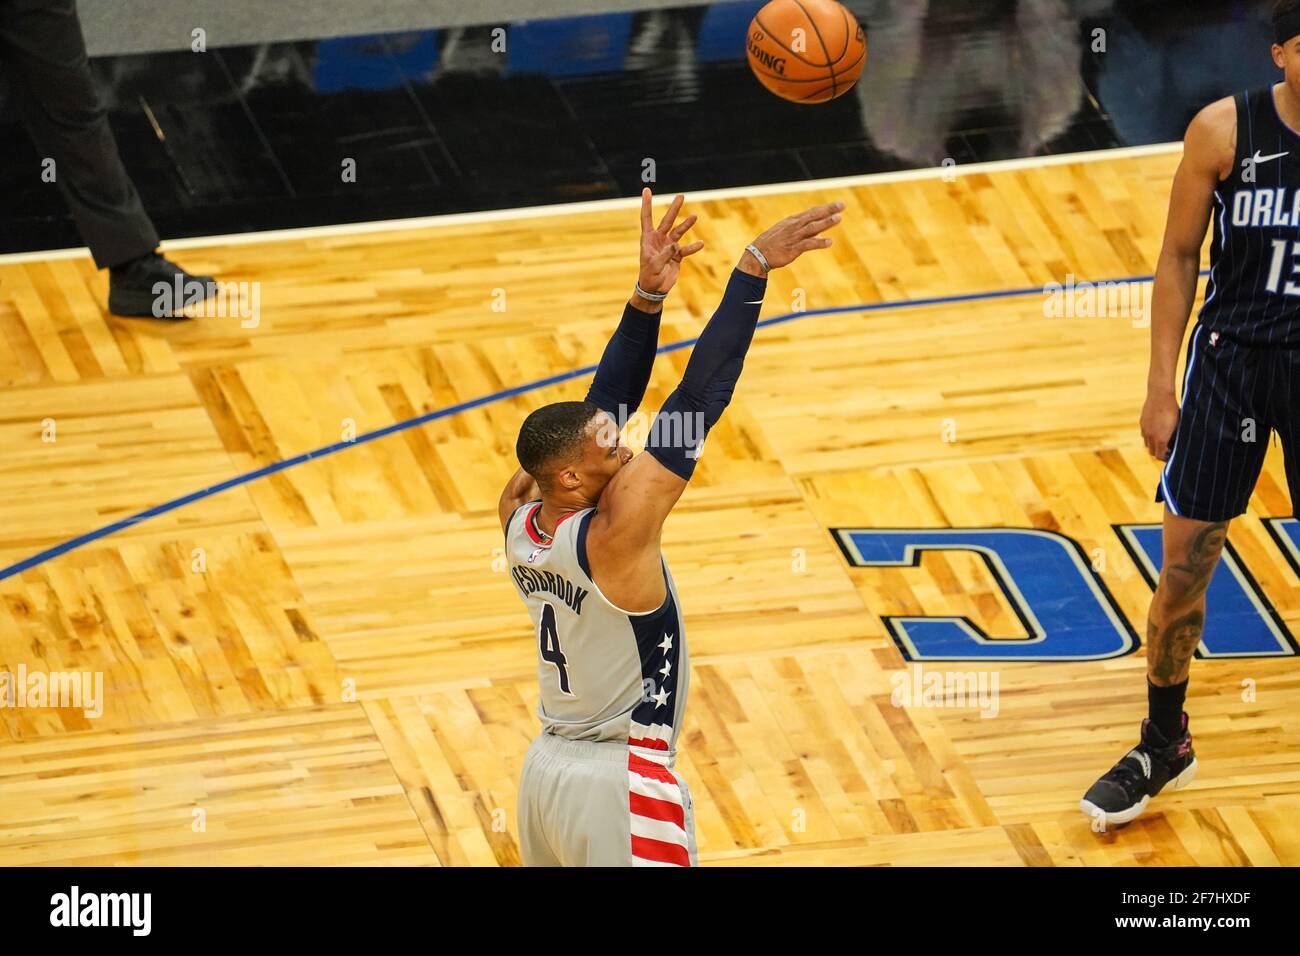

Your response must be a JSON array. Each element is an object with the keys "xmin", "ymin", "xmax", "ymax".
[
  {"xmin": 647, "ymin": 268, "xmax": 767, "ymax": 480},
  {"xmin": 584, "ymin": 301, "xmax": 662, "ymax": 422}
]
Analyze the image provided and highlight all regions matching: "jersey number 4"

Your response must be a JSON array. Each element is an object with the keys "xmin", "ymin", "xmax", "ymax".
[{"xmin": 538, "ymin": 603, "xmax": 573, "ymax": 695}]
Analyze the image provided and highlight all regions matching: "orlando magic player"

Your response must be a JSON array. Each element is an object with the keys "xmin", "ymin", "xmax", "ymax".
[
  {"xmin": 499, "ymin": 189, "xmax": 841, "ymax": 865},
  {"xmin": 1082, "ymin": 1, "xmax": 1300, "ymax": 826}
]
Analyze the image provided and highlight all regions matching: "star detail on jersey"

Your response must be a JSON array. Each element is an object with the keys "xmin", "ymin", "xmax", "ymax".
[{"xmin": 630, "ymin": 615, "xmax": 683, "ymax": 754}]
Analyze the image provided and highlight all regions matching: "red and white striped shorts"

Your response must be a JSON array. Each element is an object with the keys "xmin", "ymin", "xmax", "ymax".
[{"xmin": 518, "ymin": 734, "xmax": 697, "ymax": 867}]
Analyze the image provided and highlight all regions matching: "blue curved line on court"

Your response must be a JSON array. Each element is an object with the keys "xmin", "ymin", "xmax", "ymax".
[{"xmin": 0, "ymin": 270, "xmax": 1193, "ymax": 583}]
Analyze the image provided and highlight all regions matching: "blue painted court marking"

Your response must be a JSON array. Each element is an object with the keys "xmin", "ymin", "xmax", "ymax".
[{"xmin": 0, "ymin": 270, "xmax": 1196, "ymax": 583}]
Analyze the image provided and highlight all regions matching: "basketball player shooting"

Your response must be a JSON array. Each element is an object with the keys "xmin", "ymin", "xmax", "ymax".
[
  {"xmin": 498, "ymin": 189, "xmax": 842, "ymax": 866},
  {"xmin": 1082, "ymin": 0, "xmax": 1300, "ymax": 827}
]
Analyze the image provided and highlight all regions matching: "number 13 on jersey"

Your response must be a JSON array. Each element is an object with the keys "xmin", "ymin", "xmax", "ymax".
[{"xmin": 1265, "ymin": 238, "xmax": 1300, "ymax": 295}]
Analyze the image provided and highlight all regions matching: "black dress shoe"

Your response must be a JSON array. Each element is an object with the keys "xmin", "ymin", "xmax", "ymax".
[{"xmin": 108, "ymin": 252, "xmax": 217, "ymax": 318}]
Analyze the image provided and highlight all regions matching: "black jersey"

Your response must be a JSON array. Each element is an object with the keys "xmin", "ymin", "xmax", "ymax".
[{"xmin": 1200, "ymin": 85, "xmax": 1300, "ymax": 347}]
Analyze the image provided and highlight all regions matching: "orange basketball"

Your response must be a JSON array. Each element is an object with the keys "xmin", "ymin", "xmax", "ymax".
[{"xmin": 746, "ymin": 0, "xmax": 866, "ymax": 104}]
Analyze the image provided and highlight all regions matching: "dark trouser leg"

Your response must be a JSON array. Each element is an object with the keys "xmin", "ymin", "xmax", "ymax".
[{"xmin": 0, "ymin": 0, "xmax": 157, "ymax": 267}]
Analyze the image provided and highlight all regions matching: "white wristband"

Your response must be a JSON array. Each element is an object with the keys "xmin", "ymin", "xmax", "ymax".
[
  {"xmin": 744, "ymin": 244, "xmax": 770, "ymax": 274},
  {"xmin": 635, "ymin": 282, "xmax": 668, "ymax": 302}
]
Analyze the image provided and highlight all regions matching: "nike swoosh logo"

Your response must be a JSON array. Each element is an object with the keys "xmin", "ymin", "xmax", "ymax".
[
  {"xmin": 744, "ymin": 299, "xmax": 765, "ymax": 305},
  {"xmin": 1252, "ymin": 149, "xmax": 1289, "ymax": 165}
]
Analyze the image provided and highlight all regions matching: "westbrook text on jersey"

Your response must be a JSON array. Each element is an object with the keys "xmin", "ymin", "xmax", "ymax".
[{"xmin": 511, "ymin": 565, "xmax": 590, "ymax": 615}]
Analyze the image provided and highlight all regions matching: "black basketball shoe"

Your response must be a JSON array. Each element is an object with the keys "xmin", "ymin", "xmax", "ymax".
[
  {"xmin": 109, "ymin": 252, "xmax": 216, "ymax": 318},
  {"xmin": 1080, "ymin": 713, "xmax": 1197, "ymax": 827}
]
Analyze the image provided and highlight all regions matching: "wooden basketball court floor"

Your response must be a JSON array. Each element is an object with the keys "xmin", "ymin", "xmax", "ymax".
[{"xmin": 1, "ymin": 144, "xmax": 1298, "ymax": 867}]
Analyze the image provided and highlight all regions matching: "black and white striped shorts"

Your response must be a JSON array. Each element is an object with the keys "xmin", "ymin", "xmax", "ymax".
[{"xmin": 1158, "ymin": 326, "xmax": 1300, "ymax": 523}]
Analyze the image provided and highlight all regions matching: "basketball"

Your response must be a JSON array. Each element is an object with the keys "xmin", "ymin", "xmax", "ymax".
[{"xmin": 746, "ymin": 0, "xmax": 867, "ymax": 104}]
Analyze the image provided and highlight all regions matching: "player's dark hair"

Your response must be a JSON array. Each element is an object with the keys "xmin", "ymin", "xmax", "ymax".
[
  {"xmin": 1275, "ymin": 0, "xmax": 1300, "ymax": 41},
  {"xmin": 516, "ymin": 400, "xmax": 600, "ymax": 488}
]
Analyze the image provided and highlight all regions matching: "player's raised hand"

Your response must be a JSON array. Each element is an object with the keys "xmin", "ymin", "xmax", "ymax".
[
  {"xmin": 638, "ymin": 188, "xmax": 705, "ymax": 295},
  {"xmin": 744, "ymin": 201, "xmax": 844, "ymax": 273}
]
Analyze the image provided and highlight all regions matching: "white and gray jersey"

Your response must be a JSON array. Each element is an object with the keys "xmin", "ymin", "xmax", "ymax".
[{"xmin": 505, "ymin": 501, "xmax": 688, "ymax": 764}]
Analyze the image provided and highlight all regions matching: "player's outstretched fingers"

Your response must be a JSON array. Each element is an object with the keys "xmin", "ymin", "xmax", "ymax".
[
  {"xmin": 798, "ymin": 201, "xmax": 846, "ymax": 225},
  {"xmin": 802, "ymin": 212, "xmax": 843, "ymax": 237},
  {"xmin": 669, "ymin": 213, "xmax": 698, "ymax": 242},
  {"xmin": 641, "ymin": 188, "xmax": 655, "ymax": 233},
  {"xmin": 796, "ymin": 236, "xmax": 833, "ymax": 252},
  {"xmin": 680, "ymin": 239, "xmax": 705, "ymax": 258},
  {"xmin": 658, "ymin": 194, "xmax": 685, "ymax": 233}
]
